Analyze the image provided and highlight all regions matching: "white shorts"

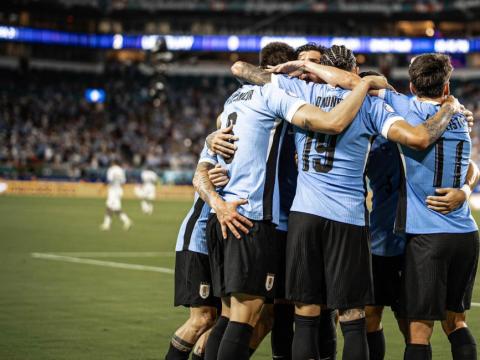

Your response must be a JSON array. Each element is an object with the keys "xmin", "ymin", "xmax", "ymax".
[
  {"xmin": 107, "ymin": 187, "xmax": 123, "ymax": 211},
  {"xmin": 143, "ymin": 184, "xmax": 156, "ymax": 201},
  {"xmin": 135, "ymin": 184, "xmax": 156, "ymax": 201}
]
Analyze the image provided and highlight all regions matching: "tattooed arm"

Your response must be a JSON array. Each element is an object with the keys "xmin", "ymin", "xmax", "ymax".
[
  {"xmin": 231, "ymin": 61, "xmax": 272, "ymax": 85},
  {"xmin": 386, "ymin": 96, "xmax": 463, "ymax": 151},
  {"xmin": 193, "ymin": 161, "xmax": 253, "ymax": 239}
]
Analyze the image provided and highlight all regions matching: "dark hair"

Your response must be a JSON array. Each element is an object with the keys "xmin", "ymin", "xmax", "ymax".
[
  {"xmin": 259, "ymin": 42, "xmax": 296, "ymax": 69},
  {"xmin": 409, "ymin": 53, "xmax": 453, "ymax": 98},
  {"xmin": 359, "ymin": 70, "xmax": 382, "ymax": 78},
  {"xmin": 320, "ymin": 45, "xmax": 356, "ymax": 71},
  {"xmin": 295, "ymin": 43, "xmax": 327, "ymax": 58}
]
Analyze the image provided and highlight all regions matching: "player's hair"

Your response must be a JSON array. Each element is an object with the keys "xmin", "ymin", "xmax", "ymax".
[
  {"xmin": 320, "ymin": 45, "xmax": 356, "ymax": 71},
  {"xmin": 294, "ymin": 43, "xmax": 327, "ymax": 58},
  {"xmin": 408, "ymin": 53, "xmax": 453, "ymax": 98},
  {"xmin": 359, "ymin": 70, "xmax": 382, "ymax": 78},
  {"xmin": 259, "ymin": 42, "xmax": 296, "ymax": 69}
]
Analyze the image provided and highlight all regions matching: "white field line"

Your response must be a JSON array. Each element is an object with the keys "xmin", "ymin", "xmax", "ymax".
[
  {"xmin": 26, "ymin": 253, "xmax": 480, "ymax": 307},
  {"xmin": 49, "ymin": 251, "xmax": 175, "ymax": 258},
  {"xmin": 31, "ymin": 253, "xmax": 174, "ymax": 274}
]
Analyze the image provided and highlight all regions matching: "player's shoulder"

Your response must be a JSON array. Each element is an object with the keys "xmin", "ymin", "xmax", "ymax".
[{"xmin": 225, "ymin": 84, "xmax": 257, "ymax": 104}]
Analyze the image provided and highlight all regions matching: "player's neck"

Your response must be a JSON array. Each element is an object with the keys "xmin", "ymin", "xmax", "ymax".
[{"xmin": 416, "ymin": 95, "xmax": 443, "ymax": 105}]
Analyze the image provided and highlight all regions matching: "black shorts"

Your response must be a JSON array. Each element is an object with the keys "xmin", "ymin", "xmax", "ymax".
[
  {"xmin": 274, "ymin": 229, "xmax": 288, "ymax": 299},
  {"xmin": 286, "ymin": 211, "xmax": 374, "ymax": 309},
  {"xmin": 400, "ymin": 231, "xmax": 479, "ymax": 320},
  {"xmin": 174, "ymin": 250, "xmax": 219, "ymax": 308},
  {"xmin": 370, "ymin": 254, "xmax": 404, "ymax": 312},
  {"xmin": 206, "ymin": 214, "xmax": 277, "ymax": 298}
]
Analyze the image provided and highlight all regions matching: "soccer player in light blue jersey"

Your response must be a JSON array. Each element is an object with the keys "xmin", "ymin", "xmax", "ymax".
[
  {"xmin": 193, "ymin": 67, "xmax": 389, "ymax": 360},
  {"xmin": 376, "ymin": 54, "xmax": 479, "ymax": 360},
  {"xmin": 164, "ymin": 143, "xmax": 220, "ymax": 360},
  {"xmin": 230, "ymin": 45, "xmax": 466, "ymax": 360},
  {"xmin": 358, "ymin": 69, "xmax": 479, "ymax": 360}
]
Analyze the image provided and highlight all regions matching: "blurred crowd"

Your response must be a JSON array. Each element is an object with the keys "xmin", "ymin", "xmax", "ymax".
[
  {"xmin": 0, "ymin": 65, "xmax": 236, "ymax": 181},
  {"xmin": 0, "ymin": 64, "xmax": 479, "ymax": 182}
]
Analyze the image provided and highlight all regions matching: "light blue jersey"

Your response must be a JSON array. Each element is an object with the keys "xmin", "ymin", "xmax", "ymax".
[
  {"xmin": 273, "ymin": 74, "xmax": 403, "ymax": 226},
  {"xmin": 175, "ymin": 144, "xmax": 217, "ymax": 254},
  {"xmin": 208, "ymin": 83, "xmax": 306, "ymax": 224},
  {"xmin": 366, "ymin": 137, "xmax": 406, "ymax": 256},
  {"xmin": 380, "ymin": 89, "xmax": 478, "ymax": 234}
]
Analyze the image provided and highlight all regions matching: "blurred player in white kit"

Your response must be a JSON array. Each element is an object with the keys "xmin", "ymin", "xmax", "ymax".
[
  {"xmin": 135, "ymin": 168, "xmax": 158, "ymax": 215},
  {"xmin": 100, "ymin": 159, "xmax": 132, "ymax": 231}
]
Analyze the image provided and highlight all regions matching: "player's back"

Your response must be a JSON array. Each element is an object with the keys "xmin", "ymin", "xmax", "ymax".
[
  {"xmin": 141, "ymin": 170, "xmax": 157, "ymax": 184},
  {"xmin": 389, "ymin": 94, "xmax": 477, "ymax": 234},
  {"xmin": 107, "ymin": 165, "xmax": 126, "ymax": 188},
  {"xmin": 273, "ymin": 75, "xmax": 401, "ymax": 226},
  {"xmin": 366, "ymin": 136, "xmax": 406, "ymax": 256},
  {"xmin": 217, "ymin": 82, "xmax": 305, "ymax": 223}
]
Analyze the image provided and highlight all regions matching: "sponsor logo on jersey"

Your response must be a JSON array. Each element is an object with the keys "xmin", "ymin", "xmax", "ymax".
[
  {"xmin": 265, "ymin": 273, "xmax": 275, "ymax": 291},
  {"xmin": 199, "ymin": 282, "xmax": 210, "ymax": 299}
]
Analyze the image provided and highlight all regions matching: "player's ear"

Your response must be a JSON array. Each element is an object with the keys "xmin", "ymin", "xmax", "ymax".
[
  {"xmin": 444, "ymin": 82, "xmax": 450, "ymax": 96},
  {"xmin": 409, "ymin": 82, "xmax": 416, "ymax": 96}
]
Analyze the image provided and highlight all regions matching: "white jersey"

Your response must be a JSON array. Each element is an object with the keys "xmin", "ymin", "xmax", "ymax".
[
  {"xmin": 139, "ymin": 169, "xmax": 157, "ymax": 200},
  {"xmin": 106, "ymin": 165, "xmax": 126, "ymax": 211},
  {"xmin": 141, "ymin": 170, "xmax": 158, "ymax": 184}
]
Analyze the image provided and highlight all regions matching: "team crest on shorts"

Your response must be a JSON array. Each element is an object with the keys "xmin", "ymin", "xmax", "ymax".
[
  {"xmin": 199, "ymin": 282, "xmax": 210, "ymax": 299},
  {"xmin": 265, "ymin": 273, "xmax": 275, "ymax": 291}
]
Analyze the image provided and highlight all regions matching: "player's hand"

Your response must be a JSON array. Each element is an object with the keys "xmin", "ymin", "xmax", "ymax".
[
  {"xmin": 441, "ymin": 95, "xmax": 462, "ymax": 112},
  {"xmin": 266, "ymin": 60, "xmax": 306, "ymax": 75},
  {"xmin": 361, "ymin": 75, "xmax": 395, "ymax": 90},
  {"xmin": 208, "ymin": 164, "xmax": 230, "ymax": 187},
  {"xmin": 426, "ymin": 188, "xmax": 467, "ymax": 214},
  {"xmin": 214, "ymin": 198, "xmax": 253, "ymax": 239},
  {"xmin": 206, "ymin": 125, "xmax": 238, "ymax": 159}
]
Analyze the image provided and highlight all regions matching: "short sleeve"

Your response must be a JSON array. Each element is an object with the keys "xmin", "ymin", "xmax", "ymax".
[
  {"xmin": 262, "ymin": 83, "xmax": 307, "ymax": 123},
  {"xmin": 365, "ymin": 96, "xmax": 404, "ymax": 138},
  {"xmin": 198, "ymin": 142, "xmax": 218, "ymax": 166}
]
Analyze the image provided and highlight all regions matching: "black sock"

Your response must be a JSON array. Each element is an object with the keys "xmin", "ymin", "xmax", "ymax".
[
  {"xmin": 292, "ymin": 314, "xmax": 320, "ymax": 360},
  {"xmin": 249, "ymin": 347, "xmax": 256, "ymax": 357},
  {"xmin": 404, "ymin": 344, "xmax": 432, "ymax": 360},
  {"xmin": 165, "ymin": 337, "xmax": 194, "ymax": 360},
  {"xmin": 319, "ymin": 308, "xmax": 337, "ymax": 360},
  {"xmin": 191, "ymin": 353, "xmax": 204, "ymax": 360},
  {"xmin": 217, "ymin": 321, "xmax": 253, "ymax": 360},
  {"xmin": 339, "ymin": 318, "xmax": 369, "ymax": 360},
  {"xmin": 367, "ymin": 329, "xmax": 385, "ymax": 360},
  {"xmin": 448, "ymin": 327, "xmax": 477, "ymax": 360},
  {"xmin": 204, "ymin": 316, "xmax": 229, "ymax": 360},
  {"xmin": 271, "ymin": 303, "xmax": 294, "ymax": 360}
]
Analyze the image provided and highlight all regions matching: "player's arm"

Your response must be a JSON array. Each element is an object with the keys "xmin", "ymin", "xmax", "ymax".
[
  {"xmin": 385, "ymin": 96, "xmax": 469, "ymax": 151},
  {"xmin": 290, "ymin": 76, "xmax": 388, "ymax": 134},
  {"xmin": 231, "ymin": 61, "xmax": 272, "ymax": 85},
  {"xmin": 267, "ymin": 59, "xmax": 361, "ymax": 89},
  {"xmin": 426, "ymin": 160, "xmax": 480, "ymax": 214},
  {"xmin": 193, "ymin": 162, "xmax": 253, "ymax": 239}
]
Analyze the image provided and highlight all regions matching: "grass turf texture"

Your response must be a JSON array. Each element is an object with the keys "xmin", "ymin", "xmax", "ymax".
[{"xmin": 0, "ymin": 196, "xmax": 479, "ymax": 359}]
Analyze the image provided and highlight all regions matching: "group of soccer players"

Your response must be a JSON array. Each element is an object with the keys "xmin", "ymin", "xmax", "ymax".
[{"xmin": 164, "ymin": 42, "xmax": 479, "ymax": 360}]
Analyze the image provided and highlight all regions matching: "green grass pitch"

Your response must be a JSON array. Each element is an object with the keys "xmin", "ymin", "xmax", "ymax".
[{"xmin": 0, "ymin": 196, "xmax": 479, "ymax": 359}]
